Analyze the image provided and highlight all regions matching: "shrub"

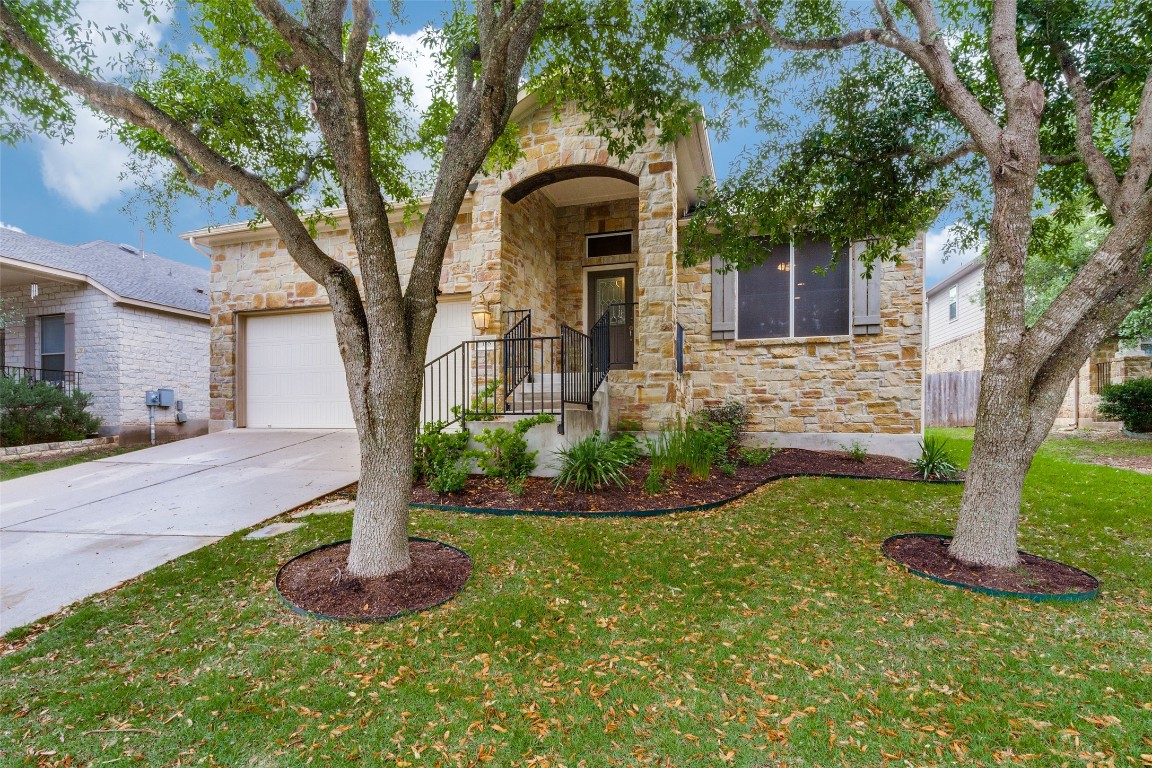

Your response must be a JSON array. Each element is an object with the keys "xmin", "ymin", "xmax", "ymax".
[
  {"xmin": 739, "ymin": 445, "xmax": 778, "ymax": 466},
  {"xmin": 0, "ymin": 378, "xmax": 102, "ymax": 447},
  {"xmin": 554, "ymin": 432, "xmax": 639, "ymax": 492},
  {"xmin": 697, "ymin": 400, "xmax": 747, "ymax": 458},
  {"xmin": 842, "ymin": 440, "xmax": 869, "ymax": 462},
  {"xmin": 452, "ymin": 379, "xmax": 500, "ymax": 422},
  {"xmin": 643, "ymin": 465, "xmax": 665, "ymax": 495},
  {"xmin": 911, "ymin": 436, "xmax": 961, "ymax": 480},
  {"xmin": 413, "ymin": 421, "xmax": 471, "ymax": 483},
  {"xmin": 427, "ymin": 459, "xmax": 469, "ymax": 495},
  {"xmin": 474, "ymin": 412, "xmax": 555, "ymax": 486},
  {"xmin": 1098, "ymin": 378, "xmax": 1152, "ymax": 433}
]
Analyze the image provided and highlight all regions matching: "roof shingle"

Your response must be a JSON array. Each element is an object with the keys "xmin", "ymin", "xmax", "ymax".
[{"xmin": 0, "ymin": 229, "xmax": 209, "ymax": 314}]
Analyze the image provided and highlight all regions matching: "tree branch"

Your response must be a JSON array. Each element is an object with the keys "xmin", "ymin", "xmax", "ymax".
[
  {"xmin": 276, "ymin": 152, "xmax": 322, "ymax": 198},
  {"xmin": 344, "ymin": 0, "xmax": 373, "ymax": 76},
  {"xmin": 987, "ymin": 0, "xmax": 1028, "ymax": 98},
  {"xmin": 249, "ymin": 0, "xmax": 338, "ymax": 73},
  {"xmin": 1054, "ymin": 39, "xmax": 1121, "ymax": 217},
  {"xmin": 1116, "ymin": 67, "xmax": 1152, "ymax": 216},
  {"xmin": 0, "ymin": 0, "xmax": 369, "ymax": 374}
]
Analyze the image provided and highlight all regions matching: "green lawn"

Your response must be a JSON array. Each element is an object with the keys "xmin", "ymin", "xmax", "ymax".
[
  {"xmin": 0, "ymin": 446, "xmax": 142, "ymax": 482},
  {"xmin": 2, "ymin": 432, "xmax": 1150, "ymax": 766}
]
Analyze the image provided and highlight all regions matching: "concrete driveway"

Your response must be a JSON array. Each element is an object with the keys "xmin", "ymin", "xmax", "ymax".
[{"xmin": 1, "ymin": 429, "xmax": 359, "ymax": 633}]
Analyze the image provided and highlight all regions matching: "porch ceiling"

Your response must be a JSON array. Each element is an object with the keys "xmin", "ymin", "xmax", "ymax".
[
  {"xmin": 538, "ymin": 177, "xmax": 639, "ymax": 208},
  {"xmin": 0, "ymin": 259, "xmax": 85, "ymax": 290}
]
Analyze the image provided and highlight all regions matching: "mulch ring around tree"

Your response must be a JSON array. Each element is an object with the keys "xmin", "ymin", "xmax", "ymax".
[
  {"xmin": 882, "ymin": 534, "xmax": 1100, "ymax": 602},
  {"xmin": 410, "ymin": 448, "xmax": 959, "ymax": 515},
  {"xmin": 276, "ymin": 539, "xmax": 473, "ymax": 621}
]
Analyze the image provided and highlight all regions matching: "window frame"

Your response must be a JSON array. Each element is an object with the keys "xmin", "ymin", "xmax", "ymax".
[
  {"xmin": 734, "ymin": 240, "xmax": 852, "ymax": 341},
  {"xmin": 948, "ymin": 285, "xmax": 959, "ymax": 322},
  {"xmin": 585, "ymin": 230, "xmax": 634, "ymax": 259},
  {"xmin": 40, "ymin": 313, "xmax": 67, "ymax": 372}
]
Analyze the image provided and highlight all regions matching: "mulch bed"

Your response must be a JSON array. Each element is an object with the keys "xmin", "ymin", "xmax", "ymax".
[
  {"xmin": 409, "ymin": 448, "xmax": 947, "ymax": 514},
  {"xmin": 276, "ymin": 540, "xmax": 472, "ymax": 621},
  {"xmin": 882, "ymin": 535, "xmax": 1099, "ymax": 597}
]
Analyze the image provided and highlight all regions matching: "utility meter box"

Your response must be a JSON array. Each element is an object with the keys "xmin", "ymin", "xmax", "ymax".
[
  {"xmin": 157, "ymin": 388, "xmax": 175, "ymax": 408},
  {"xmin": 145, "ymin": 390, "xmax": 160, "ymax": 406}
]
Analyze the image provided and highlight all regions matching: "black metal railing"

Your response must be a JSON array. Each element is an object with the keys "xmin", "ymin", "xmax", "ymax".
[
  {"xmin": 502, "ymin": 309, "xmax": 533, "ymax": 399},
  {"xmin": 422, "ymin": 305, "xmax": 633, "ymax": 435},
  {"xmin": 421, "ymin": 336, "xmax": 563, "ymax": 429},
  {"xmin": 1, "ymin": 365, "xmax": 82, "ymax": 395},
  {"xmin": 560, "ymin": 324, "xmax": 592, "ymax": 423}
]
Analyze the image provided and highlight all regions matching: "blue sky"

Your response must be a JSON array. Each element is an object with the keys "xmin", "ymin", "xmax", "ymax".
[{"xmin": 0, "ymin": 1, "xmax": 976, "ymax": 288}]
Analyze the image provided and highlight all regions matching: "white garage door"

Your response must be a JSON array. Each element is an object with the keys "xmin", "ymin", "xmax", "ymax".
[{"xmin": 245, "ymin": 299, "xmax": 472, "ymax": 429}]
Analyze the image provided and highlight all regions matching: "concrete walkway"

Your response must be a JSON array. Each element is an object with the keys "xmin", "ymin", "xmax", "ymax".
[{"xmin": 1, "ymin": 429, "xmax": 358, "ymax": 633}]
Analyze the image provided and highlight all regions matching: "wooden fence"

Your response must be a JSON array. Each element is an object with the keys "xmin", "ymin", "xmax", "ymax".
[{"xmin": 925, "ymin": 371, "xmax": 981, "ymax": 427}]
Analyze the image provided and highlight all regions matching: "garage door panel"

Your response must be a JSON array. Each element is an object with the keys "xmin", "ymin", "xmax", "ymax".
[{"xmin": 245, "ymin": 301, "xmax": 470, "ymax": 430}]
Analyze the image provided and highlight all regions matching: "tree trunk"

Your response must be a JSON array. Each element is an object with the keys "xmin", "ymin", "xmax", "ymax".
[
  {"xmin": 344, "ymin": 356, "xmax": 424, "ymax": 578},
  {"xmin": 948, "ymin": 373, "xmax": 1032, "ymax": 568}
]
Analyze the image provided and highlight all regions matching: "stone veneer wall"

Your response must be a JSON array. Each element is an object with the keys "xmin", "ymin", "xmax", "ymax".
[
  {"xmin": 499, "ymin": 191, "xmax": 559, "ymax": 334},
  {"xmin": 554, "ymin": 198, "xmax": 640, "ymax": 330},
  {"xmin": 470, "ymin": 100, "xmax": 680, "ymax": 431},
  {"xmin": 926, "ymin": 330, "xmax": 985, "ymax": 375},
  {"xmin": 207, "ymin": 216, "xmax": 476, "ymax": 431},
  {"xmin": 677, "ymin": 235, "xmax": 925, "ymax": 452}
]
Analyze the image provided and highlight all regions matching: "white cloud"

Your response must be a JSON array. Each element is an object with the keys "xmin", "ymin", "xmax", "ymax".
[
  {"xmin": 387, "ymin": 30, "xmax": 438, "ymax": 118},
  {"xmin": 0, "ymin": 221, "xmax": 25, "ymax": 233},
  {"xmin": 925, "ymin": 224, "xmax": 983, "ymax": 289},
  {"xmin": 36, "ymin": 0, "xmax": 172, "ymax": 212},
  {"xmin": 39, "ymin": 107, "xmax": 137, "ymax": 212}
]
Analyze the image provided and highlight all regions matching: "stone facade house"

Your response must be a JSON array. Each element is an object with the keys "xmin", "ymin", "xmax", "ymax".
[
  {"xmin": 924, "ymin": 260, "xmax": 1152, "ymax": 427},
  {"xmin": 1, "ymin": 230, "xmax": 210, "ymax": 444},
  {"xmin": 186, "ymin": 97, "xmax": 925, "ymax": 461}
]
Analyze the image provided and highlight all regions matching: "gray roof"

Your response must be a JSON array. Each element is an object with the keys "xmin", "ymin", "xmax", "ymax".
[{"xmin": 0, "ymin": 229, "xmax": 209, "ymax": 314}]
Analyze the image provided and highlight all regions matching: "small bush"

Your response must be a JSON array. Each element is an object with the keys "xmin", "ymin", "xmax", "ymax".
[
  {"xmin": 452, "ymin": 379, "xmax": 501, "ymax": 422},
  {"xmin": 643, "ymin": 465, "xmax": 665, "ymax": 495},
  {"xmin": 697, "ymin": 401, "xmax": 747, "ymax": 459},
  {"xmin": 842, "ymin": 440, "xmax": 869, "ymax": 462},
  {"xmin": 739, "ymin": 445, "xmax": 778, "ymax": 466},
  {"xmin": 0, "ymin": 378, "xmax": 102, "ymax": 447},
  {"xmin": 1098, "ymin": 378, "xmax": 1152, "ymax": 433},
  {"xmin": 911, "ymin": 436, "xmax": 960, "ymax": 480},
  {"xmin": 554, "ymin": 432, "xmax": 639, "ymax": 492},
  {"xmin": 427, "ymin": 459, "xmax": 469, "ymax": 495},
  {"xmin": 413, "ymin": 421, "xmax": 471, "ymax": 483},
  {"xmin": 474, "ymin": 412, "xmax": 555, "ymax": 486}
]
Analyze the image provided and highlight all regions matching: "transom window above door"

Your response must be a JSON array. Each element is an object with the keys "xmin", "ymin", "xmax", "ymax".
[{"xmin": 586, "ymin": 231, "xmax": 633, "ymax": 259}]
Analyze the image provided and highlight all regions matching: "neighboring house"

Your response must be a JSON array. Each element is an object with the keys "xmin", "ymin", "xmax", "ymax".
[
  {"xmin": 924, "ymin": 261, "xmax": 1152, "ymax": 427},
  {"xmin": 185, "ymin": 96, "xmax": 925, "ymax": 461},
  {"xmin": 0, "ymin": 230, "xmax": 210, "ymax": 445}
]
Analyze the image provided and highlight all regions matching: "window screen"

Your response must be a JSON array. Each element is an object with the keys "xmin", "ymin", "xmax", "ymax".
[
  {"xmin": 948, "ymin": 285, "xmax": 959, "ymax": 321},
  {"xmin": 793, "ymin": 240, "xmax": 850, "ymax": 337},
  {"xmin": 587, "ymin": 232, "xmax": 633, "ymax": 259},
  {"xmin": 41, "ymin": 314, "xmax": 65, "ymax": 372},
  {"xmin": 737, "ymin": 243, "xmax": 791, "ymax": 339}
]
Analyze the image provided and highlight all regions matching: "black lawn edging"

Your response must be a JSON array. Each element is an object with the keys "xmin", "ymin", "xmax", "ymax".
[
  {"xmin": 881, "ymin": 533, "xmax": 1100, "ymax": 603},
  {"xmin": 411, "ymin": 472, "xmax": 964, "ymax": 520},
  {"xmin": 274, "ymin": 537, "xmax": 473, "ymax": 623}
]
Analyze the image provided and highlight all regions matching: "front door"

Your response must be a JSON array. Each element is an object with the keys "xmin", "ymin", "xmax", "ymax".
[{"xmin": 587, "ymin": 268, "xmax": 635, "ymax": 370}]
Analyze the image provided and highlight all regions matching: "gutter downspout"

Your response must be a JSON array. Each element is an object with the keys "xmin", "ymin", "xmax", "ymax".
[{"xmin": 186, "ymin": 235, "xmax": 212, "ymax": 258}]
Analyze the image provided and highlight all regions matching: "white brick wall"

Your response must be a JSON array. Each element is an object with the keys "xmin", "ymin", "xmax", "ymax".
[
  {"xmin": 1, "ymin": 280, "xmax": 209, "ymax": 437},
  {"xmin": 116, "ymin": 305, "xmax": 210, "ymax": 431},
  {"xmin": 1, "ymin": 281, "xmax": 122, "ymax": 430}
]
